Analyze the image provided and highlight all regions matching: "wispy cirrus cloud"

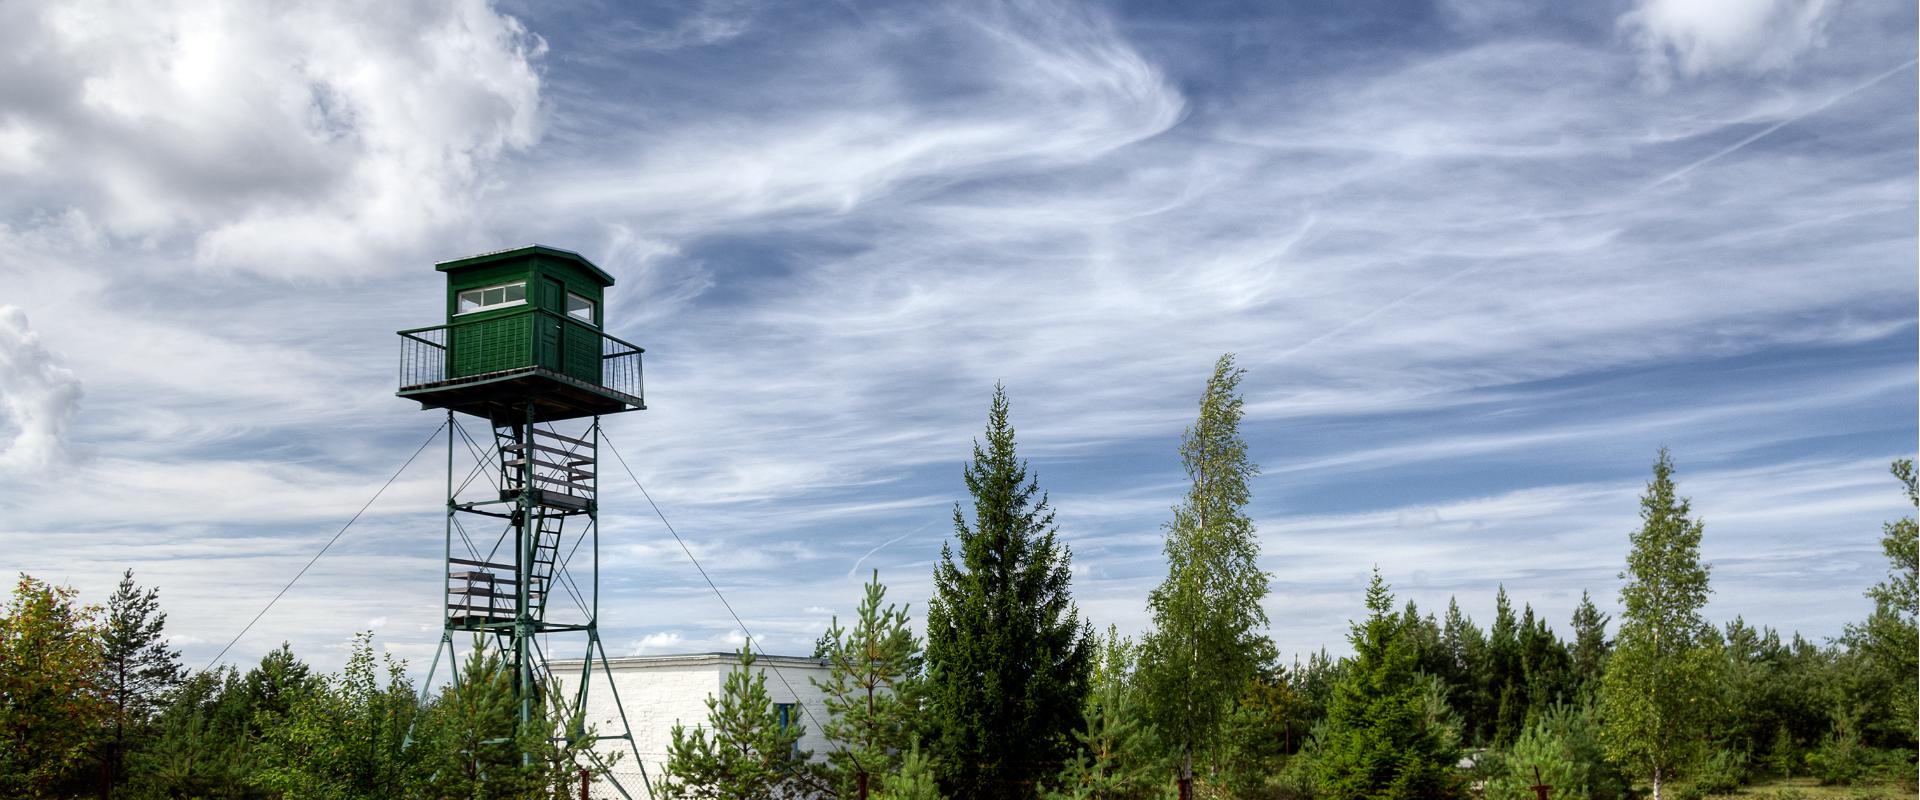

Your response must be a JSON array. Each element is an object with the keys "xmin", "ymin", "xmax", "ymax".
[{"xmin": 0, "ymin": 0, "xmax": 1909, "ymax": 673}]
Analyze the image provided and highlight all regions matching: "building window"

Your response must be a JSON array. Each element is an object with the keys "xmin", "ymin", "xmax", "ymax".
[
  {"xmin": 775, "ymin": 702, "xmax": 797, "ymax": 732},
  {"xmin": 567, "ymin": 292, "xmax": 595, "ymax": 323},
  {"xmin": 457, "ymin": 281, "xmax": 527, "ymax": 314}
]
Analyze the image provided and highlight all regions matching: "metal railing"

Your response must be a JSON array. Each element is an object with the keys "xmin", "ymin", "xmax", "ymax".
[{"xmin": 397, "ymin": 309, "xmax": 644, "ymax": 402}]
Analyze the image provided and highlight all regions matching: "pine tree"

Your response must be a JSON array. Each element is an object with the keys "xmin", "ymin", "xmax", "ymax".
[
  {"xmin": 1138, "ymin": 354, "xmax": 1271, "ymax": 799},
  {"xmin": 1311, "ymin": 569, "xmax": 1460, "ymax": 800},
  {"xmin": 1569, "ymin": 590, "xmax": 1610, "ymax": 695},
  {"xmin": 925, "ymin": 384, "xmax": 1093, "ymax": 797},
  {"xmin": 1599, "ymin": 448, "xmax": 1719, "ymax": 800},
  {"xmin": 814, "ymin": 570, "xmax": 925, "ymax": 798},
  {"xmin": 661, "ymin": 644, "xmax": 819, "ymax": 799},
  {"xmin": 411, "ymin": 643, "xmax": 600, "ymax": 799},
  {"xmin": 1046, "ymin": 627, "xmax": 1160, "ymax": 800},
  {"xmin": 97, "ymin": 569, "xmax": 185, "ymax": 798}
]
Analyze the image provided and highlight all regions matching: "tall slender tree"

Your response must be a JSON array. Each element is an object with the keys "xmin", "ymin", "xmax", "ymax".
[
  {"xmin": 1599, "ymin": 448, "xmax": 1719, "ymax": 800},
  {"xmin": 97, "ymin": 569, "xmax": 184, "ymax": 799},
  {"xmin": 925, "ymin": 384, "xmax": 1093, "ymax": 797},
  {"xmin": 1138, "ymin": 354, "xmax": 1271, "ymax": 800}
]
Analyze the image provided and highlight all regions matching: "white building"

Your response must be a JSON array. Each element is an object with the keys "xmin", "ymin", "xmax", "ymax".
[{"xmin": 550, "ymin": 651, "xmax": 836, "ymax": 799}]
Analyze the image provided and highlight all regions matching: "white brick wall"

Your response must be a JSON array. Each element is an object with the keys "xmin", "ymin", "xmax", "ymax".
[{"xmin": 550, "ymin": 652, "xmax": 836, "ymax": 799}]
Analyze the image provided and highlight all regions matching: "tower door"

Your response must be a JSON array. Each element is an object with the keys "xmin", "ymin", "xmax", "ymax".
[{"xmin": 537, "ymin": 277, "xmax": 565, "ymax": 371}]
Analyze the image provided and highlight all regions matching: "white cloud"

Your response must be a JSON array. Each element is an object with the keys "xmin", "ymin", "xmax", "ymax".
[
  {"xmin": 0, "ymin": 306, "xmax": 82, "ymax": 473},
  {"xmin": 1621, "ymin": 0, "xmax": 1836, "ymax": 85},
  {"xmin": 1, "ymin": 0, "xmax": 545, "ymax": 277}
]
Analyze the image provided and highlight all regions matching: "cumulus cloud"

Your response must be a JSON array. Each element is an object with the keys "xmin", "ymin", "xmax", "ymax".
[
  {"xmin": 1621, "ymin": 0, "xmax": 1836, "ymax": 84},
  {"xmin": 0, "ymin": 306, "xmax": 82, "ymax": 473},
  {"xmin": 0, "ymin": 0, "xmax": 545, "ymax": 277}
]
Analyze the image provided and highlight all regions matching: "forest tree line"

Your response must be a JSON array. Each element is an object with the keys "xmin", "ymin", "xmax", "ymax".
[{"xmin": 2, "ymin": 354, "xmax": 1913, "ymax": 800}]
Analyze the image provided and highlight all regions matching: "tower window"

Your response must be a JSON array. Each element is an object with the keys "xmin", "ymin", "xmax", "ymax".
[
  {"xmin": 567, "ymin": 292, "xmax": 595, "ymax": 323},
  {"xmin": 456, "ymin": 281, "xmax": 527, "ymax": 314}
]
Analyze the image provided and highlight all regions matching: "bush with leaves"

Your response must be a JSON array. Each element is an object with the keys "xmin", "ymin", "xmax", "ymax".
[{"xmin": 253, "ymin": 632, "xmax": 422, "ymax": 800}]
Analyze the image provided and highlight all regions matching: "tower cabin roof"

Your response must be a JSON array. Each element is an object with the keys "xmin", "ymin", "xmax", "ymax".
[{"xmin": 435, "ymin": 244, "xmax": 616, "ymax": 287}]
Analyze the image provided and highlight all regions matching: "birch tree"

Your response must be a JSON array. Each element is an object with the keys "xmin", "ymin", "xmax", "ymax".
[
  {"xmin": 1599, "ymin": 448, "xmax": 1719, "ymax": 800},
  {"xmin": 1138, "ymin": 354, "xmax": 1270, "ymax": 799}
]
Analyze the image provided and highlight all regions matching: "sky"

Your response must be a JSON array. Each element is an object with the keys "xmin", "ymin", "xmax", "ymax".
[{"xmin": 0, "ymin": 0, "xmax": 1914, "ymax": 679}]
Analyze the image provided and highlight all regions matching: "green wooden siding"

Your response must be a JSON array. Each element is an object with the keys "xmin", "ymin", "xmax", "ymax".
[{"xmin": 450, "ymin": 313, "xmax": 531, "ymax": 379}]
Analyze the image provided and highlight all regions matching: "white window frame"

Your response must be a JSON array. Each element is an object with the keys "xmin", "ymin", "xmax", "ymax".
[
  {"xmin": 566, "ymin": 292, "xmax": 596, "ymax": 325},
  {"xmin": 455, "ymin": 281, "xmax": 528, "ymax": 315}
]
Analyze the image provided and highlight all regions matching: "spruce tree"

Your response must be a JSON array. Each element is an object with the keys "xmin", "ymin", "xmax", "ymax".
[
  {"xmin": 97, "ymin": 569, "xmax": 185, "ymax": 798},
  {"xmin": 1569, "ymin": 591, "xmax": 1610, "ymax": 695},
  {"xmin": 925, "ymin": 384, "xmax": 1093, "ymax": 797},
  {"xmin": 1486, "ymin": 586, "xmax": 1524, "ymax": 747},
  {"xmin": 814, "ymin": 570, "xmax": 925, "ymax": 798},
  {"xmin": 1439, "ymin": 598, "xmax": 1486, "ymax": 743},
  {"xmin": 1138, "ymin": 354, "xmax": 1271, "ymax": 799},
  {"xmin": 1311, "ymin": 569, "xmax": 1459, "ymax": 800},
  {"xmin": 1599, "ymin": 448, "xmax": 1718, "ymax": 800}
]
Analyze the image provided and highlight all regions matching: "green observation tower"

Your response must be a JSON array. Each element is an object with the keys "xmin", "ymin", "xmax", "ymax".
[{"xmin": 396, "ymin": 244, "xmax": 648, "ymax": 794}]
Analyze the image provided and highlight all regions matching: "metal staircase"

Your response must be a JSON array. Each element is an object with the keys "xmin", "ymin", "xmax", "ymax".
[{"xmin": 445, "ymin": 423, "xmax": 596, "ymax": 629}]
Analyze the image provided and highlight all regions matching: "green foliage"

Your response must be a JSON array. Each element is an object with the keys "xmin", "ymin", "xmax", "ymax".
[
  {"xmin": 1570, "ymin": 591, "xmax": 1611, "ymax": 696},
  {"xmin": 1600, "ymin": 449, "xmax": 1720, "ymax": 799},
  {"xmin": 1806, "ymin": 716, "xmax": 1866, "ymax": 786},
  {"xmin": 123, "ymin": 666, "xmax": 268, "ymax": 800},
  {"xmin": 1838, "ymin": 460, "xmax": 1918, "ymax": 748},
  {"xmin": 1138, "ymin": 354, "xmax": 1271, "ymax": 789},
  {"xmin": 926, "ymin": 383, "xmax": 1094, "ymax": 797},
  {"xmin": 1690, "ymin": 747, "xmax": 1747, "ymax": 796},
  {"xmin": 407, "ymin": 642, "xmax": 600, "ymax": 800},
  {"xmin": 1485, "ymin": 702, "xmax": 1628, "ymax": 800},
  {"xmin": 0, "ymin": 574, "xmax": 108, "ymax": 799},
  {"xmin": 98, "ymin": 569, "xmax": 186, "ymax": 797},
  {"xmin": 814, "ymin": 570, "xmax": 926, "ymax": 797},
  {"xmin": 1047, "ymin": 627, "xmax": 1161, "ymax": 800},
  {"xmin": 661, "ymin": 643, "xmax": 820, "ymax": 799},
  {"xmin": 1439, "ymin": 598, "xmax": 1488, "ymax": 744},
  {"xmin": 253, "ymin": 632, "xmax": 421, "ymax": 800},
  {"xmin": 875, "ymin": 736, "xmax": 944, "ymax": 800},
  {"xmin": 1310, "ymin": 569, "xmax": 1461, "ymax": 800}
]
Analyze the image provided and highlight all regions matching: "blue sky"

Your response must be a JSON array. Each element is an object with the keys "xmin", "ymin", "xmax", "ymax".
[{"xmin": 0, "ymin": 0, "xmax": 1913, "ymax": 675}]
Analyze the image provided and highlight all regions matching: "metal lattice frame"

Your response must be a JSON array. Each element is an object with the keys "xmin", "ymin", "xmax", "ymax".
[{"xmin": 412, "ymin": 407, "xmax": 648, "ymax": 798}]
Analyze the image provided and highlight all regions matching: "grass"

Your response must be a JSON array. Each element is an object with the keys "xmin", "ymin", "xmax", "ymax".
[{"xmin": 1697, "ymin": 775, "xmax": 1914, "ymax": 800}]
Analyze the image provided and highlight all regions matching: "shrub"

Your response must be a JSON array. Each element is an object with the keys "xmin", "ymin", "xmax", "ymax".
[
  {"xmin": 1483, "ymin": 703, "xmax": 1628, "ymax": 800},
  {"xmin": 1690, "ymin": 747, "xmax": 1747, "ymax": 796},
  {"xmin": 1808, "ymin": 719, "xmax": 1865, "ymax": 785}
]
